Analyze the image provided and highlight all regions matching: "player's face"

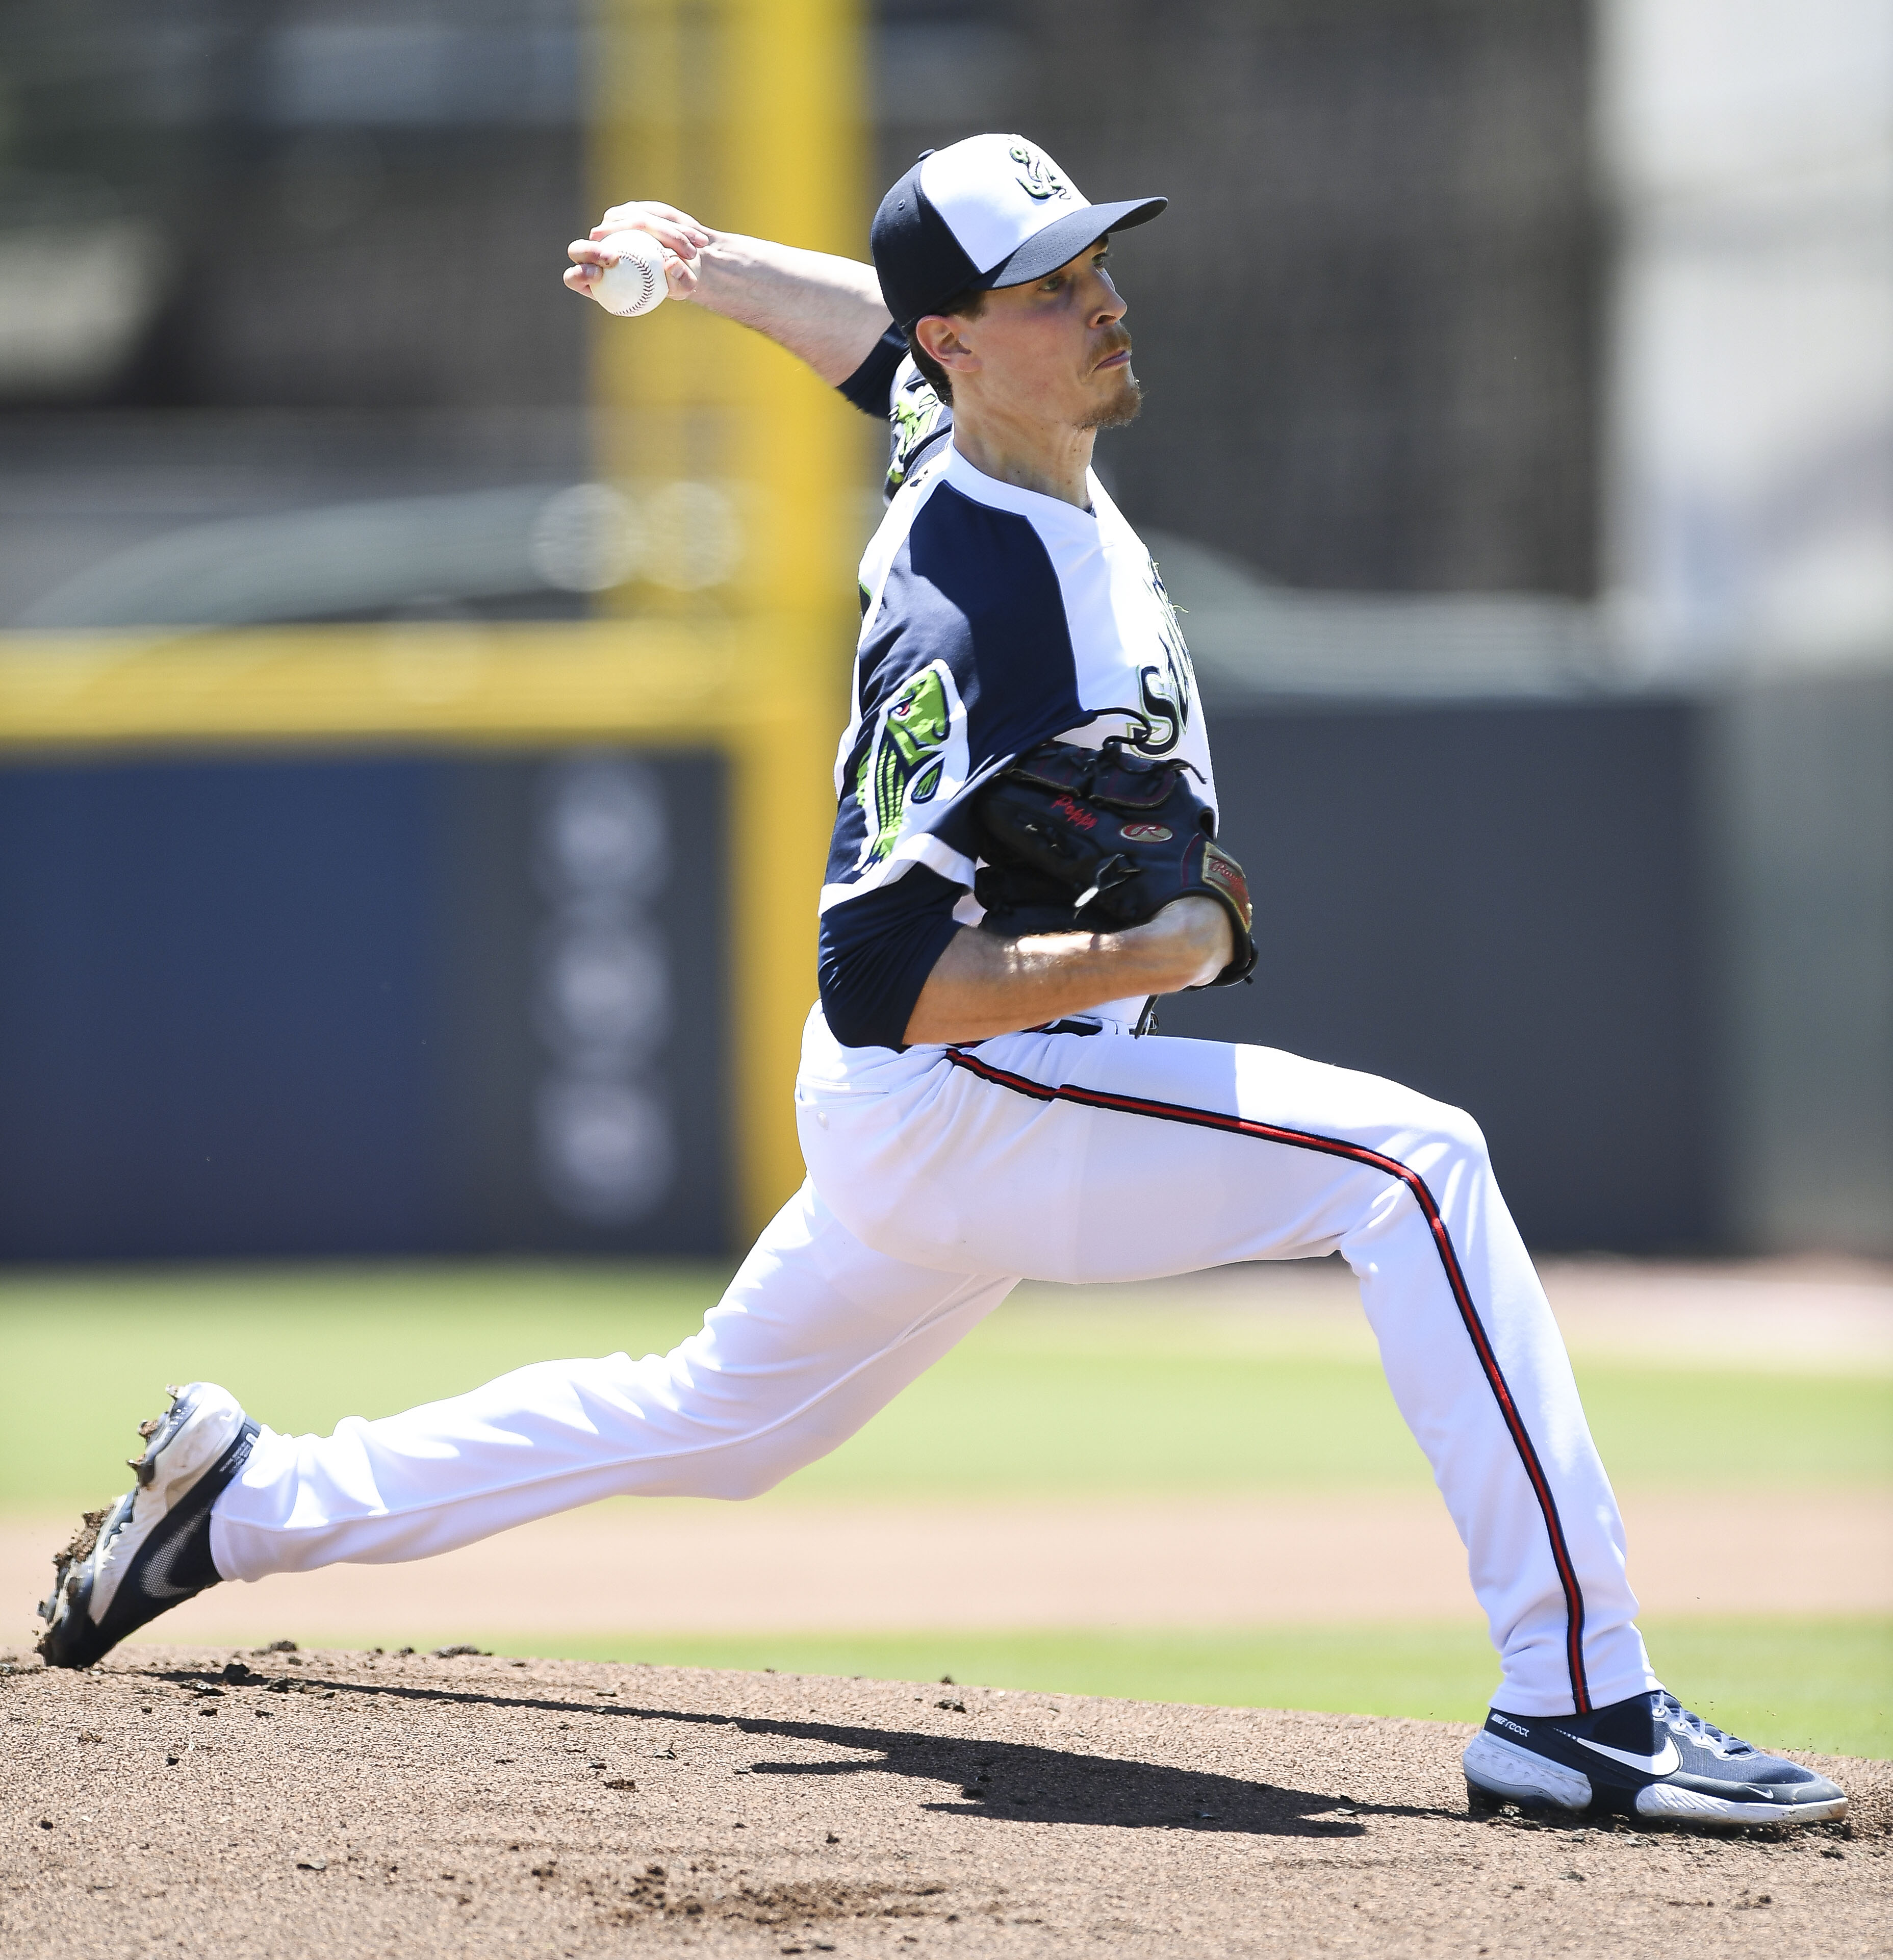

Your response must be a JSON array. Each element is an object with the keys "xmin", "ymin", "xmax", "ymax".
[{"xmin": 938, "ymin": 242, "xmax": 1141, "ymax": 432}]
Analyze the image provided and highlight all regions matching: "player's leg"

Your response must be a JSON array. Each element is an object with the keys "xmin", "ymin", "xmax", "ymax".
[
  {"xmin": 800, "ymin": 1024, "xmax": 1846, "ymax": 1823},
  {"xmin": 38, "ymin": 1184, "xmax": 1014, "ymax": 1665},
  {"xmin": 804, "ymin": 1024, "xmax": 1645, "ymax": 1712},
  {"xmin": 213, "ymin": 1182, "xmax": 1012, "ymax": 1575}
]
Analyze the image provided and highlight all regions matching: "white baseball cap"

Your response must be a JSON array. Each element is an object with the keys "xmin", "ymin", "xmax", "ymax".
[{"xmin": 871, "ymin": 133, "xmax": 1166, "ymax": 334}]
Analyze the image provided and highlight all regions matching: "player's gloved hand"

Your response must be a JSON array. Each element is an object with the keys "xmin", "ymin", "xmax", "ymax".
[
  {"xmin": 972, "ymin": 739, "xmax": 1259, "ymax": 989},
  {"xmin": 565, "ymin": 200, "xmax": 710, "ymax": 302}
]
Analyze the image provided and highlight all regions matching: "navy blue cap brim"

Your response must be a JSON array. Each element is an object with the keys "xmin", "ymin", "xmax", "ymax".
[{"xmin": 978, "ymin": 196, "xmax": 1167, "ymax": 293}]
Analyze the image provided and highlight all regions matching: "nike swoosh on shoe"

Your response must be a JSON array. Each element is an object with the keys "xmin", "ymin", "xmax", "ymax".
[
  {"xmin": 38, "ymin": 1384, "xmax": 254, "ymax": 1668},
  {"xmin": 1571, "ymin": 1736, "xmax": 1680, "ymax": 1776},
  {"xmin": 138, "ymin": 1525, "xmax": 210, "ymax": 1601}
]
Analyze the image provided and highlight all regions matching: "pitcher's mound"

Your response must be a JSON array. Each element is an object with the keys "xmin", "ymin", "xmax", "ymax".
[{"xmin": 2, "ymin": 1647, "xmax": 1882, "ymax": 1957}]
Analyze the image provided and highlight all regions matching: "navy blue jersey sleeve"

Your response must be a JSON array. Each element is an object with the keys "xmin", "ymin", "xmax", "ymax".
[
  {"xmin": 836, "ymin": 327, "xmax": 908, "ymax": 418},
  {"xmin": 817, "ymin": 866, "xmax": 965, "ymax": 1050}
]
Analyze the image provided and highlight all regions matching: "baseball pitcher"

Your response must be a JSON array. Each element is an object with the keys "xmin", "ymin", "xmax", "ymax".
[{"xmin": 39, "ymin": 135, "xmax": 1845, "ymax": 1829}]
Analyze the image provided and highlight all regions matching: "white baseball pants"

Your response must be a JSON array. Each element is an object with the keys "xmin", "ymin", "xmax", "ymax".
[{"xmin": 211, "ymin": 1008, "xmax": 1656, "ymax": 1717}]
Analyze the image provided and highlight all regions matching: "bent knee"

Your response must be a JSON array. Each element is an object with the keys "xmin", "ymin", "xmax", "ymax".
[
  {"xmin": 1414, "ymin": 1098, "xmax": 1489, "ymax": 1162},
  {"xmin": 696, "ymin": 1460, "xmax": 794, "ymax": 1502},
  {"xmin": 683, "ymin": 1428, "xmax": 838, "ymax": 1501}
]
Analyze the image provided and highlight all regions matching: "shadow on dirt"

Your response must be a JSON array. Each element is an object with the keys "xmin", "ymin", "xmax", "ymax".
[
  {"xmin": 731, "ymin": 1710, "xmax": 1378, "ymax": 1839},
  {"xmin": 153, "ymin": 1665, "xmax": 1398, "ymax": 1840}
]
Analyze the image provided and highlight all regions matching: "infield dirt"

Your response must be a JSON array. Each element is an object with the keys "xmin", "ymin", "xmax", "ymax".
[{"xmin": 2, "ymin": 1647, "xmax": 1884, "ymax": 1959}]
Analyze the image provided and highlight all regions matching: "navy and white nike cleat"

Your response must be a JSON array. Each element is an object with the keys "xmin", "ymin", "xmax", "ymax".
[
  {"xmin": 1464, "ymin": 1691, "xmax": 1848, "ymax": 1825},
  {"xmin": 37, "ymin": 1383, "xmax": 258, "ymax": 1670}
]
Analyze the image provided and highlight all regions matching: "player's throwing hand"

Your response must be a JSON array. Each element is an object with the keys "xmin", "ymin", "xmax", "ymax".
[{"xmin": 564, "ymin": 200, "xmax": 709, "ymax": 303}]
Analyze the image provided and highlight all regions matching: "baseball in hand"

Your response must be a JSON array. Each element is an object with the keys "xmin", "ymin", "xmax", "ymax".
[{"xmin": 593, "ymin": 231, "xmax": 670, "ymax": 317}]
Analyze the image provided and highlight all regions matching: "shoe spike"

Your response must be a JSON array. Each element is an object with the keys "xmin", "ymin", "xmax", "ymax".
[{"xmin": 131, "ymin": 1390, "xmax": 186, "ymax": 1481}]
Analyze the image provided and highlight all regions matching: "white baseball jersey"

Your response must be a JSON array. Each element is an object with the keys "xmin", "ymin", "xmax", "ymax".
[{"xmin": 816, "ymin": 352, "xmax": 1210, "ymax": 1052}]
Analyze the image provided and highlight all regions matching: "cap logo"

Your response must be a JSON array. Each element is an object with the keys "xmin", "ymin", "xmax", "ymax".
[
  {"xmin": 1008, "ymin": 143, "xmax": 1072, "ymax": 205},
  {"xmin": 877, "ymin": 134, "xmax": 1163, "ymax": 333}
]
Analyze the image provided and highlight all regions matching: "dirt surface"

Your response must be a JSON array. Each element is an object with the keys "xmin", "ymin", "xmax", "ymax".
[{"xmin": 2, "ymin": 1648, "xmax": 1885, "ymax": 1959}]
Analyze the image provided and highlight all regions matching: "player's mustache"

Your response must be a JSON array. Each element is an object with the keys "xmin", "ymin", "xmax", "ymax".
[{"xmin": 1092, "ymin": 330, "xmax": 1133, "ymax": 369}]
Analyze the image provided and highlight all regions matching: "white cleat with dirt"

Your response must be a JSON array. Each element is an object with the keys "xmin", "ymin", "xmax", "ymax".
[{"xmin": 38, "ymin": 1383, "xmax": 258, "ymax": 1670}]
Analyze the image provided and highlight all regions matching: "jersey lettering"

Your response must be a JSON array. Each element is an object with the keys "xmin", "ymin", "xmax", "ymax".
[{"xmin": 1134, "ymin": 663, "xmax": 1182, "ymax": 755}]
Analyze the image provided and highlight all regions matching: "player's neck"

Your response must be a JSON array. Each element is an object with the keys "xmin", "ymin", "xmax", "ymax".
[{"xmin": 948, "ymin": 408, "xmax": 1095, "ymax": 512}]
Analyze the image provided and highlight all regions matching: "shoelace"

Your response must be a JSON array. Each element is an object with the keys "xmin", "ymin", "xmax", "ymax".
[{"xmin": 1657, "ymin": 1693, "xmax": 1758, "ymax": 1757}]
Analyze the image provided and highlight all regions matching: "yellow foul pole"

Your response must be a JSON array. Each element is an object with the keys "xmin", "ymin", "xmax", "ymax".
[{"xmin": 591, "ymin": 0, "xmax": 865, "ymax": 1239}]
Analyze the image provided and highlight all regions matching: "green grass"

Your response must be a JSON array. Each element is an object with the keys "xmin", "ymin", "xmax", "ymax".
[
  {"xmin": 0, "ymin": 1263, "xmax": 727, "ymax": 1509},
  {"xmin": 2, "ymin": 1262, "xmax": 1889, "ymax": 1507},
  {"xmin": 414, "ymin": 1619, "xmax": 1893, "ymax": 1761}
]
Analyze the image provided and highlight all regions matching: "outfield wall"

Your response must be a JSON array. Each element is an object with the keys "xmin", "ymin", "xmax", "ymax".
[
  {"xmin": 0, "ymin": 749, "xmax": 731, "ymax": 1260},
  {"xmin": 4, "ymin": 668, "xmax": 1884, "ymax": 1262}
]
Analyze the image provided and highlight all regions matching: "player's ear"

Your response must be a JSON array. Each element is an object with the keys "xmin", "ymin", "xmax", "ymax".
[{"xmin": 914, "ymin": 313, "xmax": 976, "ymax": 375}]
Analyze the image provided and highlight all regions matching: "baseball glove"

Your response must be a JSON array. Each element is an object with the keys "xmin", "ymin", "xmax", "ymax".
[{"xmin": 971, "ymin": 739, "xmax": 1258, "ymax": 988}]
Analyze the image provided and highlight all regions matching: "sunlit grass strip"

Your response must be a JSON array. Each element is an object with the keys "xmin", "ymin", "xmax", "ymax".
[
  {"xmin": 3, "ymin": 1270, "xmax": 1887, "ymax": 1506},
  {"xmin": 455, "ymin": 1619, "xmax": 1891, "ymax": 1762}
]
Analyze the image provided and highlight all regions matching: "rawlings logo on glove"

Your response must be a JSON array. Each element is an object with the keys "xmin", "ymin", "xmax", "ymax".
[{"xmin": 971, "ymin": 739, "xmax": 1259, "ymax": 989}]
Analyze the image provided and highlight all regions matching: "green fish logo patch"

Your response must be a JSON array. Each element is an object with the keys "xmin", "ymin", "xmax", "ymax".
[
  {"xmin": 856, "ymin": 661, "xmax": 964, "ymax": 866},
  {"xmin": 888, "ymin": 368, "xmax": 949, "ymax": 494}
]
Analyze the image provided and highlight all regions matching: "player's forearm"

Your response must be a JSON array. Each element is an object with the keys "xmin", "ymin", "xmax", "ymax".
[
  {"xmin": 683, "ymin": 233, "xmax": 890, "ymax": 385},
  {"xmin": 902, "ymin": 898, "xmax": 1232, "ymax": 1046}
]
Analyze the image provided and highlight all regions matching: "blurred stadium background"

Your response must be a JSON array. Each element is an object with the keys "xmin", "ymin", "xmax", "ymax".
[{"xmin": 0, "ymin": 0, "xmax": 1887, "ymax": 1747}]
